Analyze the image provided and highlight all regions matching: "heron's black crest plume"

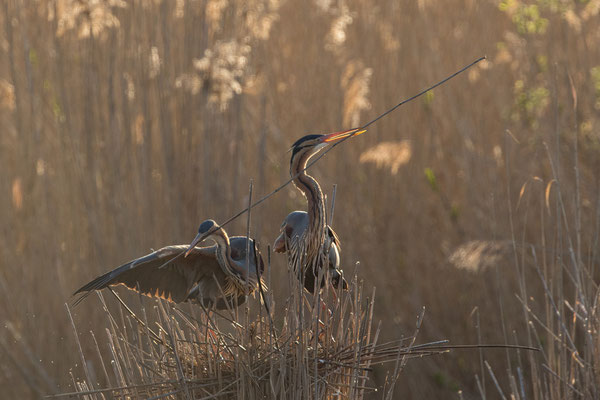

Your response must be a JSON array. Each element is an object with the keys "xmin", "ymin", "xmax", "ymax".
[
  {"xmin": 291, "ymin": 134, "xmax": 322, "ymax": 149},
  {"xmin": 290, "ymin": 134, "xmax": 323, "ymax": 162},
  {"xmin": 199, "ymin": 219, "xmax": 217, "ymax": 234}
]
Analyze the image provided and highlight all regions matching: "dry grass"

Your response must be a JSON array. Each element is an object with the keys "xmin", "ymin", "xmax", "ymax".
[
  {"xmin": 48, "ymin": 269, "xmax": 442, "ymax": 399},
  {"xmin": 1, "ymin": 0, "xmax": 600, "ymax": 398}
]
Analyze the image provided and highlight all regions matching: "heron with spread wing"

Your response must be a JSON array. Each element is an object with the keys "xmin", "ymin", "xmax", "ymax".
[
  {"xmin": 274, "ymin": 128, "xmax": 364, "ymax": 293},
  {"xmin": 74, "ymin": 220, "xmax": 265, "ymax": 310}
]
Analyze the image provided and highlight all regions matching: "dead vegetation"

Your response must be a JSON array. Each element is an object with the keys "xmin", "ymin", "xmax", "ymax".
[
  {"xmin": 49, "ymin": 270, "xmax": 444, "ymax": 399},
  {"xmin": 1, "ymin": 0, "xmax": 600, "ymax": 398}
]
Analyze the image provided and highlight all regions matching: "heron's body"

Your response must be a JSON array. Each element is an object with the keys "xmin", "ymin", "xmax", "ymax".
[
  {"xmin": 274, "ymin": 211, "xmax": 345, "ymax": 290},
  {"xmin": 74, "ymin": 221, "xmax": 265, "ymax": 310}
]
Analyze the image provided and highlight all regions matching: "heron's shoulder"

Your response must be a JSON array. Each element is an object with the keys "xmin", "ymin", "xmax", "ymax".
[
  {"xmin": 229, "ymin": 236, "xmax": 263, "ymax": 262},
  {"xmin": 285, "ymin": 211, "xmax": 308, "ymax": 223},
  {"xmin": 229, "ymin": 236, "xmax": 254, "ymax": 244},
  {"xmin": 280, "ymin": 211, "xmax": 309, "ymax": 240}
]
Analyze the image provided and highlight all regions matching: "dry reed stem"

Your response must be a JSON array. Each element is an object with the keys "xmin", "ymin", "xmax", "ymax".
[{"xmin": 57, "ymin": 246, "xmax": 445, "ymax": 399}]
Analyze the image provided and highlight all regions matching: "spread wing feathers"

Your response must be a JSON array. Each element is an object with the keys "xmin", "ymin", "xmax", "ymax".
[
  {"xmin": 73, "ymin": 245, "xmax": 222, "ymax": 306},
  {"xmin": 73, "ymin": 237, "xmax": 263, "ymax": 307}
]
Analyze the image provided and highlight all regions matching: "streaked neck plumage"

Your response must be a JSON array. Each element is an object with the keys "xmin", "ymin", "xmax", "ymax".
[
  {"xmin": 290, "ymin": 148, "xmax": 327, "ymax": 260},
  {"xmin": 211, "ymin": 231, "xmax": 249, "ymax": 282}
]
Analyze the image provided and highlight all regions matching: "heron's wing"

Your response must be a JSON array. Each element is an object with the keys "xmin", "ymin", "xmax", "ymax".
[
  {"xmin": 73, "ymin": 245, "xmax": 221, "ymax": 305},
  {"xmin": 325, "ymin": 226, "xmax": 347, "ymax": 289}
]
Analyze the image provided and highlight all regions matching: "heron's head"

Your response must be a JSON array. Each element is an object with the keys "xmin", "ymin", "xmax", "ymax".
[
  {"xmin": 289, "ymin": 128, "xmax": 365, "ymax": 171},
  {"xmin": 185, "ymin": 219, "xmax": 222, "ymax": 257},
  {"xmin": 198, "ymin": 219, "xmax": 218, "ymax": 235}
]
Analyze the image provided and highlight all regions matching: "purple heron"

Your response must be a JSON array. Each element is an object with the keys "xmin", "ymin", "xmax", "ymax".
[
  {"xmin": 274, "ymin": 128, "xmax": 364, "ymax": 293},
  {"xmin": 74, "ymin": 220, "xmax": 265, "ymax": 310}
]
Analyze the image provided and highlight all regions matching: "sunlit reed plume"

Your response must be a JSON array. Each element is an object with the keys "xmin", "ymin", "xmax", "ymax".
[
  {"xmin": 243, "ymin": 0, "xmax": 280, "ymax": 40},
  {"xmin": 325, "ymin": 4, "xmax": 353, "ymax": 53},
  {"xmin": 341, "ymin": 61, "xmax": 372, "ymax": 127},
  {"xmin": 359, "ymin": 141, "xmax": 412, "ymax": 175},
  {"xmin": 149, "ymin": 46, "xmax": 161, "ymax": 79},
  {"xmin": 11, "ymin": 178, "xmax": 22, "ymax": 211},
  {"xmin": 449, "ymin": 240, "xmax": 511, "ymax": 272},
  {"xmin": 176, "ymin": 40, "xmax": 251, "ymax": 110},
  {"xmin": 53, "ymin": 0, "xmax": 127, "ymax": 39},
  {"xmin": 0, "ymin": 80, "xmax": 15, "ymax": 112},
  {"xmin": 206, "ymin": 0, "xmax": 228, "ymax": 35}
]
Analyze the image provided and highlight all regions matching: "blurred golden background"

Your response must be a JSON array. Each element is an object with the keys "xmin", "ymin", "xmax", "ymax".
[{"xmin": 1, "ymin": 0, "xmax": 599, "ymax": 398}]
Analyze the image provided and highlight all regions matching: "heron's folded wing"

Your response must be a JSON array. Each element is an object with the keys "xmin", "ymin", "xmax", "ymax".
[
  {"xmin": 326, "ymin": 226, "xmax": 341, "ymax": 250},
  {"xmin": 73, "ymin": 245, "xmax": 220, "ymax": 305}
]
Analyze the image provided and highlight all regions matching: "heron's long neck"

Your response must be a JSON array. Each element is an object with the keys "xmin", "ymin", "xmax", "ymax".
[
  {"xmin": 213, "ymin": 233, "xmax": 247, "ymax": 279},
  {"xmin": 291, "ymin": 152, "xmax": 326, "ymax": 252}
]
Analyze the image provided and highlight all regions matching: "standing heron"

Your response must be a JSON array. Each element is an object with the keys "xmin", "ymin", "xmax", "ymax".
[
  {"xmin": 274, "ymin": 128, "xmax": 364, "ymax": 293},
  {"xmin": 74, "ymin": 220, "xmax": 265, "ymax": 310}
]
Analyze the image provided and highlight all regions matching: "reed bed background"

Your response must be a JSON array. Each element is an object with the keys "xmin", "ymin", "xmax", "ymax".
[{"xmin": 1, "ymin": 0, "xmax": 599, "ymax": 398}]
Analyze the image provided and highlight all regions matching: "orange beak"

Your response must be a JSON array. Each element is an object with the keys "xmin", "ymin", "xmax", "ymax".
[{"xmin": 321, "ymin": 127, "xmax": 366, "ymax": 143}]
